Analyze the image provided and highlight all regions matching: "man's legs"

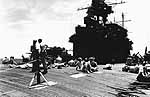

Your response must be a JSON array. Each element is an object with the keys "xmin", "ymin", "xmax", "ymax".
[
  {"xmin": 31, "ymin": 62, "xmax": 36, "ymax": 72},
  {"xmin": 84, "ymin": 63, "xmax": 91, "ymax": 73},
  {"xmin": 91, "ymin": 67, "xmax": 98, "ymax": 72},
  {"xmin": 41, "ymin": 58, "xmax": 48, "ymax": 74}
]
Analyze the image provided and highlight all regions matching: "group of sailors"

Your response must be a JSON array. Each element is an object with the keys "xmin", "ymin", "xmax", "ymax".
[
  {"xmin": 2, "ymin": 56, "xmax": 17, "ymax": 65},
  {"xmin": 2, "ymin": 39, "xmax": 100, "ymax": 74},
  {"xmin": 30, "ymin": 38, "xmax": 100, "ymax": 74},
  {"xmin": 74, "ymin": 57, "xmax": 98, "ymax": 73}
]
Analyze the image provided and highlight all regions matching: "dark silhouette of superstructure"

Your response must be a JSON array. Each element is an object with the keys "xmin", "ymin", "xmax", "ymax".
[{"xmin": 69, "ymin": 0, "xmax": 133, "ymax": 64}]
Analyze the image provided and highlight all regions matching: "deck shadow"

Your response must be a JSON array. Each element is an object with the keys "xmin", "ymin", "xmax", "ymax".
[{"xmin": 106, "ymin": 84, "xmax": 146, "ymax": 97}]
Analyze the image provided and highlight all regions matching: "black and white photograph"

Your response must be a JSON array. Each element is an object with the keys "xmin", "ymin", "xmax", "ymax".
[{"xmin": 0, "ymin": 0, "xmax": 150, "ymax": 96}]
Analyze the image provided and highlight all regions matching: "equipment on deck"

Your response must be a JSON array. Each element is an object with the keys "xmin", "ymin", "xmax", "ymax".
[
  {"xmin": 29, "ymin": 71, "xmax": 49, "ymax": 88},
  {"xmin": 28, "ymin": 59, "xmax": 49, "ymax": 88}
]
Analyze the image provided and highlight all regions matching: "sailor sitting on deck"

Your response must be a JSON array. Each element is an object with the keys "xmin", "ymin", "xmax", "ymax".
[
  {"xmin": 136, "ymin": 64, "xmax": 150, "ymax": 82},
  {"xmin": 82, "ymin": 57, "xmax": 91, "ymax": 73},
  {"xmin": 76, "ymin": 57, "xmax": 84, "ymax": 71},
  {"xmin": 8, "ymin": 56, "xmax": 17, "ymax": 68},
  {"xmin": 88, "ymin": 57, "xmax": 98, "ymax": 72}
]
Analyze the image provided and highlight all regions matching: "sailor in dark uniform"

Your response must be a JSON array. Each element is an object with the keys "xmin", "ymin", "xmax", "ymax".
[
  {"xmin": 36, "ymin": 39, "xmax": 48, "ymax": 74},
  {"xmin": 30, "ymin": 40, "xmax": 38, "ymax": 72}
]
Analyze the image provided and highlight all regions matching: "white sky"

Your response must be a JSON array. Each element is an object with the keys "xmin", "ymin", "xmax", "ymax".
[{"xmin": 0, "ymin": 0, "xmax": 150, "ymax": 58}]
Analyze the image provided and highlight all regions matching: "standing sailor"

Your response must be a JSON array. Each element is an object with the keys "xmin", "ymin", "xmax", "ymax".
[
  {"xmin": 30, "ymin": 40, "xmax": 38, "ymax": 72},
  {"xmin": 36, "ymin": 39, "xmax": 48, "ymax": 74}
]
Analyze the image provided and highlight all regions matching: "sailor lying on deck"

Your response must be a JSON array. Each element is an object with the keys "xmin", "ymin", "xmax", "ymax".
[
  {"xmin": 103, "ymin": 64, "xmax": 112, "ymax": 70},
  {"xmin": 52, "ymin": 56, "xmax": 66, "ymax": 69}
]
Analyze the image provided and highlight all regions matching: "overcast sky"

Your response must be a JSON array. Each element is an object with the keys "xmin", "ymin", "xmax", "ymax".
[{"xmin": 0, "ymin": 0, "xmax": 150, "ymax": 58}]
